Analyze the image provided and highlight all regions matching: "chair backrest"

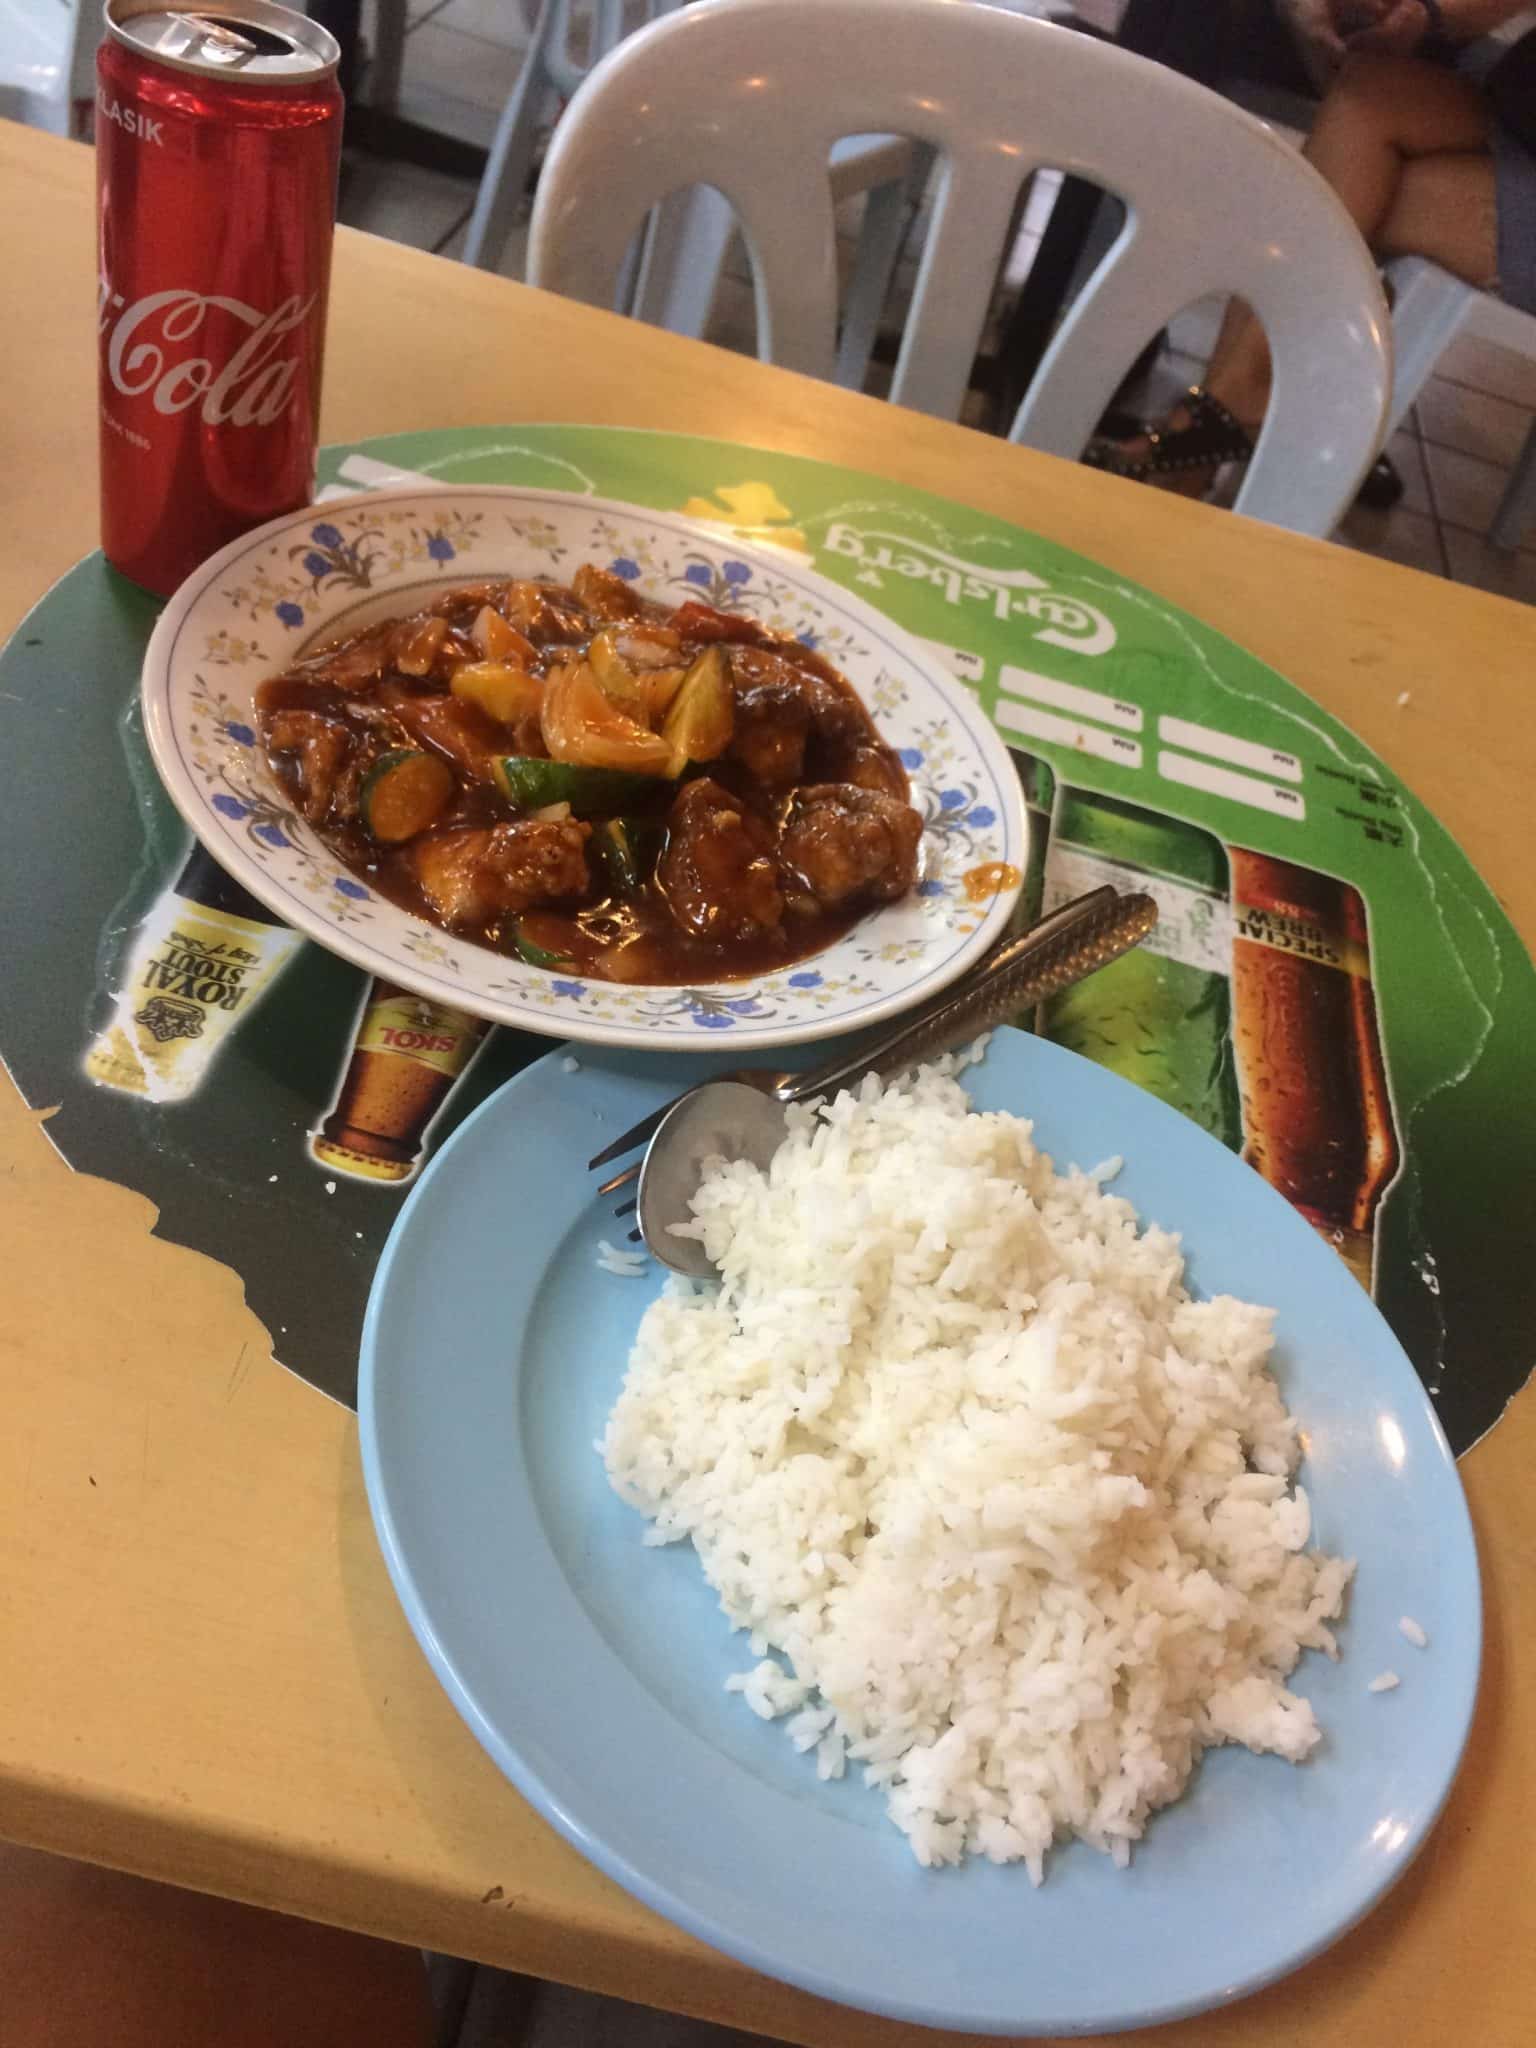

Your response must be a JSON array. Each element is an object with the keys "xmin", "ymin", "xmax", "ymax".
[
  {"xmin": 544, "ymin": 0, "xmax": 683, "ymax": 99},
  {"xmin": 460, "ymin": 0, "xmax": 685, "ymax": 272},
  {"xmin": 0, "ymin": 0, "xmax": 100, "ymax": 138},
  {"xmin": 527, "ymin": 0, "xmax": 1391, "ymax": 535}
]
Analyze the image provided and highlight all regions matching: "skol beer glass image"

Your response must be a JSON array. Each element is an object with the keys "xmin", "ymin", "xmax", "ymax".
[{"xmin": 311, "ymin": 980, "xmax": 491, "ymax": 1184}]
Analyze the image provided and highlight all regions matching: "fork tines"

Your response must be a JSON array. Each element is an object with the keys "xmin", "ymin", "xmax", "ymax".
[{"xmin": 588, "ymin": 1100, "xmax": 674, "ymax": 1173}]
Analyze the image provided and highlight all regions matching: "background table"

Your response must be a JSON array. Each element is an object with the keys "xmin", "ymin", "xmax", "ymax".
[{"xmin": 2, "ymin": 120, "xmax": 1533, "ymax": 2048}]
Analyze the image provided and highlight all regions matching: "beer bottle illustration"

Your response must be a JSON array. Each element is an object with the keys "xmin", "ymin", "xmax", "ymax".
[
  {"xmin": 1009, "ymin": 749, "xmax": 1056, "ymax": 930},
  {"xmin": 311, "ymin": 979, "xmax": 491, "ymax": 1184},
  {"xmin": 84, "ymin": 843, "xmax": 303, "ymax": 1102},
  {"xmin": 1037, "ymin": 787, "xmax": 1243, "ymax": 1146},
  {"xmin": 1228, "ymin": 850, "xmax": 1400, "ymax": 1290}
]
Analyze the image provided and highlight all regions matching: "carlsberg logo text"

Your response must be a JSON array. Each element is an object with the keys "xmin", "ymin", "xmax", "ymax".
[
  {"xmin": 823, "ymin": 521, "xmax": 1115, "ymax": 657},
  {"xmin": 99, "ymin": 287, "xmax": 315, "ymax": 427}
]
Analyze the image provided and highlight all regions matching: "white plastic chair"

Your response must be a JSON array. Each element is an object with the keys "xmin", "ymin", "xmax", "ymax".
[
  {"xmin": 459, "ymin": 0, "xmax": 925, "ymax": 390},
  {"xmin": 0, "ymin": 0, "xmax": 99, "ymax": 137},
  {"xmin": 1385, "ymin": 256, "xmax": 1536, "ymax": 551},
  {"xmin": 527, "ymin": 0, "xmax": 1392, "ymax": 536},
  {"xmin": 623, "ymin": 134, "xmax": 929, "ymax": 384},
  {"xmin": 460, "ymin": 0, "xmax": 686, "ymax": 274}
]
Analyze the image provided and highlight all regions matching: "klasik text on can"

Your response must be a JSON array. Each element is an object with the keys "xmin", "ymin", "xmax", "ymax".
[{"xmin": 97, "ymin": 0, "xmax": 343, "ymax": 597}]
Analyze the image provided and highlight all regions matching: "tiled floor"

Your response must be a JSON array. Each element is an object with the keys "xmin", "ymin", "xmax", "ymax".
[{"xmin": 339, "ymin": 7, "xmax": 1536, "ymax": 597}]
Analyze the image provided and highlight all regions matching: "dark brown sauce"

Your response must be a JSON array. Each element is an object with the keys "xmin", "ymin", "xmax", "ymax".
[{"xmin": 257, "ymin": 575, "xmax": 914, "ymax": 987}]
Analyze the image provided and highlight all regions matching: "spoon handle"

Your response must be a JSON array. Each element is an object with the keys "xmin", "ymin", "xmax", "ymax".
[{"xmin": 777, "ymin": 888, "xmax": 1159, "ymax": 1107}]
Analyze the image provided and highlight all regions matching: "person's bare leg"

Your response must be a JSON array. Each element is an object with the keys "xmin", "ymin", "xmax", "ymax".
[
  {"xmin": 1305, "ymin": 53, "xmax": 1491, "ymax": 241},
  {"xmin": 1204, "ymin": 54, "xmax": 1495, "ymax": 423},
  {"xmin": 1104, "ymin": 54, "xmax": 1497, "ymax": 490},
  {"xmin": 1375, "ymin": 147, "xmax": 1499, "ymax": 273}
]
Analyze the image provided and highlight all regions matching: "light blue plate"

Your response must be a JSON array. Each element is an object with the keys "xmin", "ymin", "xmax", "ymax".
[{"xmin": 359, "ymin": 1028, "xmax": 1481, "ymax": 2037}]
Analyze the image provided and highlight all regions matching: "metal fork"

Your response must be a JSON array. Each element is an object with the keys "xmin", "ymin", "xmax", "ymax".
[{"xmin": 589, "ymin": 885, "xmax": 1159, "ymax": 1238}]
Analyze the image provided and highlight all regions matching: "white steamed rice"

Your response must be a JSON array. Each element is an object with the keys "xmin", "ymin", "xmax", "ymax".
[
  {"xmin": 602, "ymin": 1053, "xmax": 1353, "ymax": 1880},
  {"xmin": 596, "ymin": 1238, "xmax": 649, "ymax": 1277}
]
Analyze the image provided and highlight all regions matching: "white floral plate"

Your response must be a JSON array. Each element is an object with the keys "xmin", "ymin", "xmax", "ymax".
[{"xmin": 140, "ymin": 488, "xmax": 1025, "ymax": 1051}]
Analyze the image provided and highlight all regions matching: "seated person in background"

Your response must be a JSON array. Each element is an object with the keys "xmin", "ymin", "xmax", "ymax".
[{"xmin": 1086, "ymin": 0, "xmax": 1536, "ymax": 496}]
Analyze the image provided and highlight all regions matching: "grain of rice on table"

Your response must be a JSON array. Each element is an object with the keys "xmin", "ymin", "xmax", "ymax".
[{"xmin": 602, "ymin": 1052, "xmax": 1353, "ymax": 1881}]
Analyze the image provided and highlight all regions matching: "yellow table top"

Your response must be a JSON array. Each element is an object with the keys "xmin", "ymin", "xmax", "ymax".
[{"xmin": 2, "ymin": 120, "xmax": 1532, "ymax": 2048}]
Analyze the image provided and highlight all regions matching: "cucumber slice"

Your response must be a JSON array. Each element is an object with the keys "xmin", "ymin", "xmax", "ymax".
[
  {"xmin": 594, "ymin": 816, "xmax": 663, "ymax": 894},
  {"xmin": 508, "ymin": 922, "xmax": 574, "ymax": 968},
  {"xmin": 494, "ymin": 756, "xmax": 656, "ymax": 817},
  {"xmin": 360, "ymin": 750, "xmax": 455, "ymax": 842}
]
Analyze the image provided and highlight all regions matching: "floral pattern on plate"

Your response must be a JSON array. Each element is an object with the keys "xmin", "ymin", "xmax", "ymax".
[{"xmin": 141, "ymin": 488, "xmax": 1026, "ymax": 1052}]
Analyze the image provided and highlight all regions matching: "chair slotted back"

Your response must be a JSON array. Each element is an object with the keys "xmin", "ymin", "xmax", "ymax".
[{"xmin": 529, "ymin": 0, "xmax": 1390, "ymax": 533}]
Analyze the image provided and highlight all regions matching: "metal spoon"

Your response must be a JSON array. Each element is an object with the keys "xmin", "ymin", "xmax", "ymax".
[{"xmin": 635, "ymin": 886, "xmax": 1158, "ymax": 1277}]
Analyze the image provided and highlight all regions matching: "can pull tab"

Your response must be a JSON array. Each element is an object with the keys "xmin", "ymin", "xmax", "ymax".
[
  {"xmin": 185, "ymin": 15, "xmax": 258, "ymax": 64},
  {"xmin": 157, "ymin": 14, "xmax": 288, "ymax": 67}
]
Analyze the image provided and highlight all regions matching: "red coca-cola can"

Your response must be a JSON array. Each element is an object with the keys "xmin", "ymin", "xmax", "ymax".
[{"xmin": 96, "ymin": 0, "xmax": 343, "ymax": 598}]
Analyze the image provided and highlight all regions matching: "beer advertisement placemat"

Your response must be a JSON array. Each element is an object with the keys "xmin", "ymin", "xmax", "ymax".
[{"xmin": 1, "ymin": 425, "xmax": 1530, "ymax": 1450}]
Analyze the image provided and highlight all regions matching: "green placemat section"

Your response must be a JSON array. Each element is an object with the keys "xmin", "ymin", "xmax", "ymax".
[{"xmin": 1, "ymin": 423, "xmax": 1530, "ymax": 1441}]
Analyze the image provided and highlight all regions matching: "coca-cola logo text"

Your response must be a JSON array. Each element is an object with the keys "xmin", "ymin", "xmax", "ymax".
[{"xmin": 98, "ymin": 286, "xmax": 316, "ymax": 428}]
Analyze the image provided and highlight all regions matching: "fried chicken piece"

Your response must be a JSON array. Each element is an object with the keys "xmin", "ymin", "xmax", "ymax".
[
  {"xmin": 572, "ymin": 563, "xmax": 648, "ymax": 622},
  {"xmin": 728, "ymin": 643, "xmax": 866, "ymax": 760},
  {"xmin": 778, "ymin": 783, "xmax": 922, "ymax": 908},
  {"xmin": 262, "ymin": 708, "xmax": 353, "ymax": 823},
  {"xmin": 658, "ymin": 777, "xmax": 784, "ymax": 940},
  {"xmin": 840, "ymin": 744, "xmax": 908, "ymax": 800},
  {"xmin": 380, "ymin": 686, "xmax": 499, "ymax": 784},
  {"xmin": 292, "ymin": 631, "xmax": 391, "ymax": 692},
  {"xmin": 412, "ymin": 819, "xmax": 591, "ymax": 928},
  {"xmin": 727, "ymin": 665, "xmax": 811, "ymax": 789},
  {"xmin": 500, "ymin": 579, "xmax": 591, "ymax": 644}
]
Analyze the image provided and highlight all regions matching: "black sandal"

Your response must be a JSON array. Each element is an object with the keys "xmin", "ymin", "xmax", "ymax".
[{"xmin": 1083, "ymin": 386, "xmax": 1255, "ymax": 481}]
